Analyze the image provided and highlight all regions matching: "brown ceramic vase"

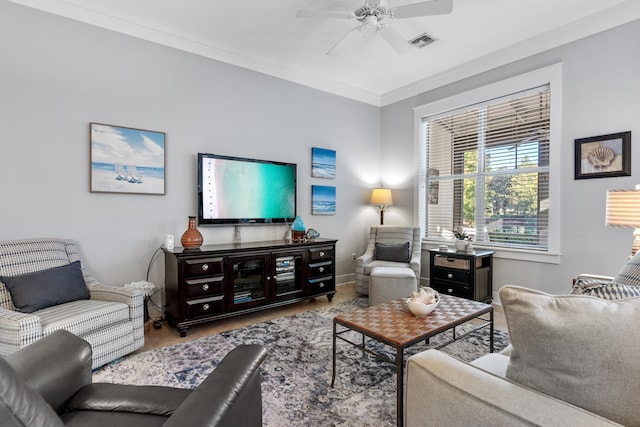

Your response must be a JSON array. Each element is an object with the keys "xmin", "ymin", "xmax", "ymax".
[{"xmin": 181, "ymin": 216, "xmax": 203, "ymax": 248}]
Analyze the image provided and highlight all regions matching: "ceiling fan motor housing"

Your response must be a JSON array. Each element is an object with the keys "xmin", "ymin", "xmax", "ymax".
[{"xmin": 354, "ymin": 4, "xmax": 388, "ymax": 22}]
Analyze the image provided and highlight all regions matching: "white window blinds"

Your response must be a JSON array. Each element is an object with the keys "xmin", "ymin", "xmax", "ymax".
[{"xmin": 422, "ymin": 85, "xmax": 551, "ymax": 250}]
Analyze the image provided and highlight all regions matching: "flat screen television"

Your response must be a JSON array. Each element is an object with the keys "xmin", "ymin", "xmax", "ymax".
[{"xmin": 198, "ymin": 153, "xmax": 297, "ymax": 225}]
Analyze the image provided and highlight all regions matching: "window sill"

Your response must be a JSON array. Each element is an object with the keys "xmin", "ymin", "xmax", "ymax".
[{"xmin": 422, "ymin": 241, "xmax": 560, "ymax": 264}]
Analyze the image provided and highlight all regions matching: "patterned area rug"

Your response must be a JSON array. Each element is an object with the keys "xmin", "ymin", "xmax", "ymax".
[{"xmin": 93, "ymin": 297, "xmax": 510, "ymax": 426}]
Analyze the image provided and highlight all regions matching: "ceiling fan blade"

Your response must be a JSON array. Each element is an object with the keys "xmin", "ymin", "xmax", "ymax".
[
  {"xmin": 391, "ymin": 0, "xmax": 453, "ymax": 19},
  {"xmin": 326, "ymin": 26, "xmax": 366, "ymax": 56},
  {"xmin": 379, "ymin": 25, "xmax": 411, "ymax": 54},
  {"xmin": 296, "ymin": 10, "xmax": 354, "ymax": 19}
]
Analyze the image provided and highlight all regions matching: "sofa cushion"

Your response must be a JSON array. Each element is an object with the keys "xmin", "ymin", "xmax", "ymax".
[
  {"xmin": 614, "ymin": 251, "xmax": 640, "ymax": 287},
  {"xmin": 500, "ymin": 285, "xmax": 640, "ymax": 426},
  {"xmin": 375, "ymin": 242, "xmax": 410, "ymax": 262},
  {"xmin": 1, "ymin": 261, "xmax": 89, "ymax": 313},
  {"xmin": 571, "ymin": 277, "xmax": 640, "ymax": 300}
]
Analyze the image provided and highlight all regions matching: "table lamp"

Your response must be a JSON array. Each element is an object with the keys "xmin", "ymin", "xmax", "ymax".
[
  {"xmin": 370, "ymin": 187, "xmax": 393, "ymax": 225},
  {"xmin": 605, "ymin": 188, "xmax": 640, "ymax": 256}
]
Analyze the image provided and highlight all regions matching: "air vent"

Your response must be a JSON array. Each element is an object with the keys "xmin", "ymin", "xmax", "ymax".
[{"xmin": 409, "ymin": 33, "xmax": 436, "ymax": 48}]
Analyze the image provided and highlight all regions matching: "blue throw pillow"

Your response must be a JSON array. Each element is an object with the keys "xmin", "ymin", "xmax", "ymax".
[
  {"xmin": 375, "ymin": 242, "xmax": 410, "ymax": 263},
  {"xmin": 1, "ymin": 261, "xmax": 89, "ymax": 313}
]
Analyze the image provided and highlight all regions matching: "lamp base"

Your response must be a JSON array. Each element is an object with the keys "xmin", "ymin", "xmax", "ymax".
[
  {"xmin": 379, "ymin": 210, "xmax": 384, "ymax": 225},
  {"xmin": 632, "ymin": 228, "xmax": 640, "ymax": 256}
]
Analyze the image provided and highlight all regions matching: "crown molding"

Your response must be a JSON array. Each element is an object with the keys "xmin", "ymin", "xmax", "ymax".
[
  {"xmin": 10, "ymin": 0, "xmax": 640, "ymax": 108},
  {"xmin": 8, "ymin": 0, "xmax": 383, "ymax": 106},
  {"xmin": 380, "ymin": 0, "xmax": 640, "ymax": 106}
]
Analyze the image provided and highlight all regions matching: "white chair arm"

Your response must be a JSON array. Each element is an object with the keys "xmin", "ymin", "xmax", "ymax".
[
  {"xmin": 88, "ymin": 283, "xmax": 144, "ymax": 324},
  {"xmin": 355, "ymin": 251, "xmax": 374, "ymax": 268},
  {"xmin": 574, "ymin": 273, "xmax": 614, "ymax": 282},
  {"xmin": 0, "ymin": 307, "xmax": 43, "ymax": 355}
]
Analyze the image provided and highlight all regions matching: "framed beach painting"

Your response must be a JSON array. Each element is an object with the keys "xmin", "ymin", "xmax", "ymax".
[
  {"xmin": 311, "ymin": 147, "xmax": 336, "ymax": 179},
  {"xmin": 312, "ymin": 185, "xmax": 336, "ymax": 215},
  {"xmin": 90, "ymin": 123, "xmax": 166, "ymax": 194}
]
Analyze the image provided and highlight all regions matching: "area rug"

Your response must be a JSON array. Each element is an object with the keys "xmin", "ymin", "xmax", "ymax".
[{"xmin": 94, "ymin": 297, "xmax": 510, "ymax": 426}]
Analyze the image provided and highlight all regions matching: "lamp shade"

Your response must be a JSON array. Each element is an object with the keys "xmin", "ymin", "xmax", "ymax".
[
  {"xmin": 370, "ymin": 188, "xmax": 393, "ymax": 206},
  {"xmin": 605, "ymin": 189, "xmax": 640, "ymax": 228}
]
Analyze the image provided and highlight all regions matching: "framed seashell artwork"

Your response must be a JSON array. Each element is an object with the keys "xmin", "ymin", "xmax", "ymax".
[{"xmin": 574, "ymin": 131, "xmax": 631, "ymax": 179}]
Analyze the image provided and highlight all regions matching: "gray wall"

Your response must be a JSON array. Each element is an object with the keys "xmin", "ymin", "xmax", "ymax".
[
  {"xmin": 0, "ymin": 2, "xmax": 384, "ymax": 293},
  {"xmin": 382, "ymin": 19, "xmax": 640, "ymax": 295},
  {"xmin": 3, "ymin": 1, "xmax": 640, "ymax": 303}
]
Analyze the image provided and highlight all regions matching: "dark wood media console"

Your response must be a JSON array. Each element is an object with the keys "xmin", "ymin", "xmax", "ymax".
[{"xmin": 163, "ymin": 238, "xmax": 337, "ymax": 336}]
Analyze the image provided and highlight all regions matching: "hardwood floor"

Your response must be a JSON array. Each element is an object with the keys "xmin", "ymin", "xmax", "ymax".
[{"xmin": 138, "ymin": 282, "xmax": 508, "ymax": 354}]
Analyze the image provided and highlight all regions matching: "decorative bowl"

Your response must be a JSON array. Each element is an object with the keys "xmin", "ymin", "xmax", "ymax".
[{"xmin": 407, "ymin": 297, "xmax": 439, "ymax": 317}]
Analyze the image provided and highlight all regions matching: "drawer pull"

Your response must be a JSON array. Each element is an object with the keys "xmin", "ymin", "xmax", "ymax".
[
  {"xmin": 319, "ymin": 266, "xmax": 325, "ymax": 273},
  {"xmin": 447, "ymin": 273, "xmax": 453, "ymax": 279},
  {"xmin": 318, "ymin": 282, "xmax": 325, "ymax": 288},
  {"xmin": 202, "ymin": 284, "xmax": 209, "ymax": 291},
  {"xmin": 201, "ymin": 264, "xmax": 209, "ymax": 271},
  {"xmin": 202, "ymin": 303, "xmax": 210, "ymax": 311},
  {"xmin": 447, "ymin": 288, "xmax": 453, "ymax": 294},
  {"xmin": 319, "ymin": 251, "xmax": 325, "ymax": 257}
]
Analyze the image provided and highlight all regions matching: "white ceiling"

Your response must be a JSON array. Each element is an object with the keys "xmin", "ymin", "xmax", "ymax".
[{"xmin": 10, "ymin": 0, "xmax": 640, "ymax": 106}]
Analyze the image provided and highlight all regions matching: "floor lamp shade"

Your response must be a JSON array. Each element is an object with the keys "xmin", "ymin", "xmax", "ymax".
[
  {"xmin": 606, "ymin": 189, "xmax": 640, "ymax": 255},
  {"xmin": 371, "ymin": 188, "xmax": 393, "ymax": 225}
]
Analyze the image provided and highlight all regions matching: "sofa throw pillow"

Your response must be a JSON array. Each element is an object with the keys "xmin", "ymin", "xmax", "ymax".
[
  {"xmin": 375, "ymin": 242, "xmax": 410, "ymax": 263},
  {"xmin": 1, "ymin": 261, "xmax": 89, "ymax": 314},
  {"xmin": 571, "ymin": 277, "xmax": 640, "ymax": 300},
  {"xmin": 613, "ymin": 250, "xmax": 640, "ymax": 287},
  {"xmin": 500, "ymin": 285, "xmax": 640, "ymax": 426}
]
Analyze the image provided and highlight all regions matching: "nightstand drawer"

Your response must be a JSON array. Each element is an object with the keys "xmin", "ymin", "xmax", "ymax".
[
  {"xmin": 184, "ymin": 257, "xmax": 224, "ymax": 277},
  {"xmin": 433, "ymin": 267, "xmax": 469, "ymax": 284},
  {"xmin": 432, "ymin": 281, "xmax": 470, "ymax": 299},
  {"xmin": 434, "ymin": 255, "xmax": 482, "ymax": 270},
  {"xmin": 185, "ymin": 276, "xmax": 224, "ymax": 298}
]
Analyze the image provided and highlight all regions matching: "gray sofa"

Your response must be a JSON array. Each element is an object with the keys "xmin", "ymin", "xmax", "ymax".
[
  {"xmin": 1, "ymin": 330, "xmax": 267, "ymax": 426},
  {"xmin": 0, "ymin": 238, "xmax": 144, "ymax": 369},
  {"xmin": 405, "ymin": 285, "xmax": 640, "ymax": 426}
]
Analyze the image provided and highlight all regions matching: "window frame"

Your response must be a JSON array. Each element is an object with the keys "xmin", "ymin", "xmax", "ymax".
[{"xmin": 413, "ymin": 64, "xmax": 562, "ymax": 264}]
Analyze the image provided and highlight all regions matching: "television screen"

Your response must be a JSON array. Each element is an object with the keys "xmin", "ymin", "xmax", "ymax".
[{"xmin": 198, "ymin": 153, "xmax": 297, "ymax": 225}]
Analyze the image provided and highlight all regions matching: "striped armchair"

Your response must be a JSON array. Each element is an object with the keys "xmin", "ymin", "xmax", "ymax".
[
  {"xmin": 0, "ymin": 238, "xmax": 144, "ymax": 369},
  {"xmin": 355, "ymin": 226, "xmax": 422, "ymax": 295}
]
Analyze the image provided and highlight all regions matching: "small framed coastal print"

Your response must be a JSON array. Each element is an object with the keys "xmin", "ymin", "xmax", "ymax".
[
  {"xmin": 90, "ymin": 123, "xmax": 166, "ymax": 194},
  {"xmin": 311, "ymin": 147, "xmax": 336, "ymax": 179},
  {"xmin": 312, "ymin": 185, "xmax": 336, "ymax": 215},
  {"xmin": 574, "ymin": 131, "xmax": 631, "ymax": 180}
]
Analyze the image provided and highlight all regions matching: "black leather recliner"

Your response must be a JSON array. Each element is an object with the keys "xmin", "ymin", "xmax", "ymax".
[{"xmin": 0, "ymin": 330, "xmax": 268, "ymax": 427}]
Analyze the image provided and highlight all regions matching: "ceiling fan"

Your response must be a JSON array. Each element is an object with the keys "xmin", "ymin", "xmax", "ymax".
[{"xmin": 296, "ymin": 0, "xmax": 453, "ymax": 56}]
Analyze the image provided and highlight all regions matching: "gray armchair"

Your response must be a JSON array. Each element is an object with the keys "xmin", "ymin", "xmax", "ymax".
[
  {"xmin": 0, "ymin": 238, "xmax": 144, "ymax": 369},
  {"xmin": 1, "ymin": 330, "xmax": 267, "ymax": 426},
  {"xmin": 355, "ymin": 225, "xmax": 421, "ymax": 295}
]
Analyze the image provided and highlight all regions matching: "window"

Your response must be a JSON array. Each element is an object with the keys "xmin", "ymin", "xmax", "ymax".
[{"xmin": 415, "ymin": 65, "xmax": 561, "ymax": 258}]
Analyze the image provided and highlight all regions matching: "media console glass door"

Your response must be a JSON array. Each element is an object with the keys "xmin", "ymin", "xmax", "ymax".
[
  {"xmin": 228, "ymin": 254, "xmax": 269, "ymax": 309},
  {"xmin": 273, "ymin": 252, "xmax": 303, "ymax": 300}
]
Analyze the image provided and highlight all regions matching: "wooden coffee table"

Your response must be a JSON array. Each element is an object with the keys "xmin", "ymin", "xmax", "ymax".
[{"xmin": 331, "ymin": 294, "xmax": 493, "ymax": 427}]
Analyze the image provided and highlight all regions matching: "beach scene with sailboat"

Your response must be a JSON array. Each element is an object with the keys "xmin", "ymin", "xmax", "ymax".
[{"xmin": 90, "ymin": 123, "xmax": 165, "ymax": 194}]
